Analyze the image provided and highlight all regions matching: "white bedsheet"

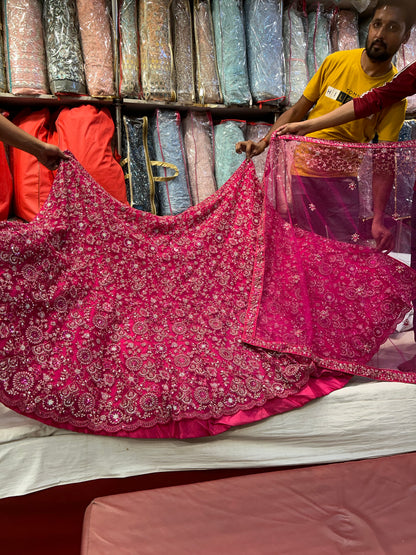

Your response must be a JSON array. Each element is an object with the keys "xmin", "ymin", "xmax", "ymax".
[{"xmin": 0, "ymin": 331, "xmax": 415, "ymax": 499}]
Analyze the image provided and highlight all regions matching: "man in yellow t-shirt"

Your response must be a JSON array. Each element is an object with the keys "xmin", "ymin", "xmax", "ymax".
[{"xmin": 236, "ymin": 0, "xmax": 414, "ymax": 247}]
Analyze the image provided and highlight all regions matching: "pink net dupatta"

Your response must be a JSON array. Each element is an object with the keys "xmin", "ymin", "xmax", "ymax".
[
  {"xmin": 242, "ymin": 135, "xmax": 416, "ymax": 384},
  {"xmin": 0, "ymin": 147, "xmax": 415, "ymax": 439}
]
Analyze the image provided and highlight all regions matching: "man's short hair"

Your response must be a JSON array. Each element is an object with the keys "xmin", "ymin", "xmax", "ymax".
[{"xmin": 373, "ymin": 0, "xmax": 416, "ymax": 32}]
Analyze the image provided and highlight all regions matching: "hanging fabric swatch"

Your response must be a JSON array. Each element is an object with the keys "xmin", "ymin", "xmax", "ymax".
[
  {"xmin": 396, "ymin": 25, "xmax": 416, "ymax": 115},
  {"xmin": 10, "ymin": 108, "xmax": 56, "ymax": 221},
  {"xmin": 76, "ymin": 0, "xmax": 116, "ymax": 96},
  {"xmin": 43, "ymin": 0, "xmax": 86, "ymax": 95},
  {"xmin": 245, "ymin": 121, "xmax": 272, "ymax": 182},
  {"xmin": 119, "ymin": 0, "xmax": 140, "ymax": 98},
  {"xmin": 171, "ymin": 0, "xmax": 195, "ymax": 103},
  {"xmin": 283, "ymin": 1, "xmax": 309, "ymax": 106},
  {"xmin": 3, "ymin": 0, "xmax": 48, "ymax": 94},
  {"xmin": 193, "ymin": 0, "xmax": 222, "ymax": 104},
  {"xmin": 307, "ymin": 3, "xmax": 332, "ymax": 78},
  {"xmin": 138, "ymin": 0, "xmax": 176, "ymax": 101},
  {"xmin": 214, "ymin": 120, "xmax": 245, "ymax": 187},
  {"xmin": 150, "ymin": 109, "xmax": 192, "ymax": 215},
  {"xmin": 121, "ymin": 115, "xmax": 159, "ymax": 214},
  {"xmin": 55, "ymin": 105, "xmax": 127, "ymax": 204},
  {"xmin": 331, "ymin": 10, "xmax": 359, "ymax": 52},
  {"xmin": 211, "ymin": 0, "xmax": 251, "ymax": 106},
  {"xmin": 183, "ymin": 111, "xmax": 217, "ymax": 205},
  {"xmin": 244, "ymin": 0, "xmax": 285, "ymax": 105}
]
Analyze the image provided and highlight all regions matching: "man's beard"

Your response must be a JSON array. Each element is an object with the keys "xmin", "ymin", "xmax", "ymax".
[{"xmin": 365, "ymin": 39, "xmax": 391, "ymax": 62}]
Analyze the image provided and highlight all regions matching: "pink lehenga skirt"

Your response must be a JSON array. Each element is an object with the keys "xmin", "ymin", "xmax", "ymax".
[{"xmin": 0, "ymin": 137, "xmax": 415, "ymax": 439}]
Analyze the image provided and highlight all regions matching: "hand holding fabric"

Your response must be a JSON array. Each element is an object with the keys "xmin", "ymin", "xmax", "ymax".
[{"xmin": 235, "ymin": 139, "xmax": 267, "ymax": 159}]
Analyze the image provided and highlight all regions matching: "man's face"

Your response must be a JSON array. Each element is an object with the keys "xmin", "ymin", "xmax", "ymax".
[{"xmin": 366, "ymin": 6, "xmax": 409, "ymax": 62}]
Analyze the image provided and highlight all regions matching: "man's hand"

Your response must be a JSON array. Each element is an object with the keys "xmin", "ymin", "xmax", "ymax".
[
  {"xmin": 35, "ymin": 143, "xmax": 70, "ymax": 171},
  {"xmin": 371, "ymin": 218, "xmax": 395, "ymax": 253},
  {"xmin": 276, "ymin": 121, "xmax": 310, "ymax": 136},
  {"xmin": 235, "ymin": 139, "xmax": 267, "ymax": 159}
]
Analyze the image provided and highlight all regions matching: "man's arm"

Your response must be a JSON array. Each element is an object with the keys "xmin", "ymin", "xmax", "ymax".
[{"xmin": 235, "ymin": 95, "xmax": 314, "ymax": 158}]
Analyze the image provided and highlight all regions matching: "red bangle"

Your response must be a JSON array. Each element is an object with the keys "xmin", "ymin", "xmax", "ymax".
[{"xmin": 260, "ymin": 136, "xmax": 269, "ymax": 146}]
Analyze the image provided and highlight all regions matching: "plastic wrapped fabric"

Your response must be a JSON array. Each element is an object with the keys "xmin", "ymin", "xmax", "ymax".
[
  {"xmin": 150, "ymin": 109, "xmax": 192, "ymax": 215},
  {"xmin": 43, "ymin": 0, "xmax": 86, "ymax": 95},
  {"xmin": 396, "ymin": 26, "xmax": 416, "ymax": 115},
  {"xmin": 214, "ymin": 120, "xmax": 246, "ymax": 187},
  {"xmin": 3, "ymin": 0, "xmax": 49, "ymax": 94},
  {"xmin": 138, "ymin": 0, "xmax": 176, "ymax": 101},
  {"xmin": 331, "ymin": 10, "xmax": 359, "ymax": 52},
  {"xmin": 307, "ymin": 3, "xmax": 333, "ymax": 78},
  {"xmin": 399, "ymin": 120, "xmax": 416, "ymax": 142},
  {"xmin": 76, "ymin": 0, "xmax": 116, "ymax": 97},
  {"xmin": 244, "ymin": 0, "xmax": 285, "ymax": 105},
  {"xmin": 183, "ymin": 111, "xmax": 217, "ymax": 205},
  {"xmin": 119, "ymin": 0, "xmax": 140, "ymax": 98},
  {"xmin": 271, "ymin": 135, "xmax": 415, "ymax": 250},
  {"xmin": 0, "ymin": 22, "xmax": 7, "ymax": 92},
  {"xmin": 333, "ymin": 0, "xmax": 371, "ymax": 12},
  {"xmin": 245, "ymin": 121, "xmax": 272, "ymax": 182},
  {"xmin": 171, "ymin": 0, "xmax": 195, "ymax": 104},
  {"xmin": 211, "ymin": 0, "xmax": 251, "ymax": 106},
  {"xmin": 358, "ymin": 16, "xmax": 371, "ymax": 48},
  {"xmin": 193, "ymin": 0, "xmax": 222, "ymax": 104},
  {"xmin": 283, "ymin": 1, "xmax": 309, "ymax": 106},
  {"xmin": 121, "ymin": 115, "xmax": 159, "ymax": 214}
]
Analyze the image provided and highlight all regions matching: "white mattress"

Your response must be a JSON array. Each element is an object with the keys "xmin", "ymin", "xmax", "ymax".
[{"xmin": 0, "ymin": 330, "xmax": 415, "ymax": 499}]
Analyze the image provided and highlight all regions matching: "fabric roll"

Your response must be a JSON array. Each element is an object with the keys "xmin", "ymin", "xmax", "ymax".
[
  {"xmin": 171, "ymin": 0, "xmax": 195, "ymax": 104},
  {"xmin": 121, "ymin": 115, "xmax": 159, "ymax": 214},
  {"xmin": 307, "ymin": 3, "xmax": 332, "ymax": 78},
  {"xmin": 214, "ymin": 120, "xmax": 245, "ymax": 187},
  {"xmin": 212, "ymin": 0, "xmax": 251, "ymax": 106},
  {"xmin": 396, "ymin": 26, "xmax": 416, "ymax": 115},
  {"xmin": 245, "ymin": 121, "xmax": 272, "ymax": 182},
  {"xmin": 43, "ymin": 0, "xmax": 86, "ymax": 95},
  {"xmin": 193, "ymin": 0, "xmax": 222, "ymax": 104},
  {"xmin": 138, "ymin": 0, "xmax": 175, "ymax": 101},
  {"xmin": 150, "ymin": 109, "xmax": 192, "ymax": 215},
  {"xmin": 0, "ymin": 22, "xmax": 7, "ymax": 92},
  {"xmin": 3, "ymin": 0, "xmax": 49, "ymax": 94},
  {"xmin": 283, "ymin": 1, "xmax": 309, "ymax": 106},
  {"xmin": 76, "ymin": 0, "xmax": 116, "ymax": 96},
  {"xmin": 331, "ymin": 10, "xmax": 359, "ymax": 52},
  {"xmin": 244, "ymin": 0, "xmax": 285, "ymax": 105},
  {"xmin": 183, "ymin": 111, "xmax": 217, "ymax": 205},
  {"xmin": 119, "ymin": 0, "xmax": 140, "ymax": 98},
  {"xmin": 0, "ymin": 141, "xmax": 13, "ymax": 219}
]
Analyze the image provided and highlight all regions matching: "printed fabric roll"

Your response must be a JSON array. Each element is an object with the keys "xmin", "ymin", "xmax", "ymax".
[
  {"xmin": 76, "ymin": 0, "xmax": 116, "ymax": 96},
  {"xmin": 331, "ymin": 10, "xmax": 359, "ymax": 52},
  {"xmin": 43, "ymin": 0, "xmax": 86, "ymax": 95},
  {"xmin": 183, "ymin": 111, "xmax": 217, "ymax": 205},
  {"xmin": 119, "ymin": 0, "xmax": 140, "ymax": 98},
  {"xmin": 3, "ymin": 0, "xmax": 48, "ymax": 94},
  {"xmin": 244, "ymin": 0, "xmax": 285, "ymax": 105},
  {"xmin": 214, "ymin": 120, "xmax": 245, "ymax": 187},
  {"xmin": 307, "ymin": 3, "xmax": 332, "ymax": 78},
  {"xmin": 193, "ymin": 0, "xmax": 222, "ymax": 104},
  {"xmin": 121, "ymin": 115, "xmax": 159, "ymax": 214},
  {"xmin": 150, "ymin": 110, "xmax": 192, "ymax": 215},
  {"xmin": 139, "ymin": 0, "xmax": 175, "ymax": 101},
  {"xmin": 396, "ymin": 25, "xmax": 416, "ymax": 115},
  {"xmin": 283, "ymin": 1, "xmax": 308, "ymax": 106},
  {"xmin": 171, "ymin": 0, "xmax": 195, "ymax": 103},
  {"xmin": 211, "ymin": 0, "xmax": 251, "ymax": 106},
  {"xmin": 245, "ymin": 121, "xmax": 272, "ymax": 182}
]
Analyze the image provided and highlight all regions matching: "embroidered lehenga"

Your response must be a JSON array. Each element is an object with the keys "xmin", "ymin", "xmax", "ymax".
[{"xmin": 0, "ymin": 136, "xmax": 415, "ymax": 438}]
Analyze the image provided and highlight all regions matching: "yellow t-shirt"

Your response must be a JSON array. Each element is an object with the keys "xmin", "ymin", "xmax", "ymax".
[{"xmin": 303, "ymin": 48, "xmax": 406, "ymax": 143}]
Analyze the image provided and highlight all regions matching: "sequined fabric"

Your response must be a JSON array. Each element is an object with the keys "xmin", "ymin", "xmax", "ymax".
[
  {"xmin": 76, "ymin": 0, "xmax": 116, "ymax": 96},
  {"xmin": 139, "ymin": 0, "xmax": 175, "ymax": 101},
  {"xmin": 306, "ymin": 4, "xmax": 332, "ymax": 78},
  {"xmin": 119, "ymin": 0, "xmax": 140, "ymax": 98},
  {"xmin": 150, "ymin": 109, "xmax": 192, "ymax": 215},
  {"xmin": 331, "ymin": 9, "xmax": 359, "ymax": 52},
  {"xmin": 0, "ymin": 146, "xmax": 415, "ymax": 439},
  {"xmin": 3, "ymin": 0, "xmax": 48, "ymax": 94},
  {"xmin": 121, "ymin": 115, "xmax": 159, "ymax": 213},
  {"xmin": 244, "ymin": 0, "xmax": 285, "ymax": 104},
  {"xmin": 193, "ymin": 0, "xmax": 222, "ymax": 104},
  {"xmin": 214, "ymin": 120, "xmax": 245, "ymax": 187},
  {"xmin": 183, "ymin": 111, "xmax": 217, "ymax": 204},
  {"xmin": 0, "ymin": 21, "xmax": 7, "ymax": 92},
  {"xmin": 211, "ymin": 0, "xmax": 251, "ymax": 106},
  {"xmin": 171, "ymin": 0, "xmax": 195, "ymax": 103},
  {"xmin": 43, "ymin": 0, "xmax": 86, "ymax": 95}
]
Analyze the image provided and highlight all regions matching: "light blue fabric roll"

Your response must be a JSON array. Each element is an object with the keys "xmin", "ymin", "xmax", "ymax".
[{"xmin": 214, "ymin": 120, "xmax": 245, "ymax": 187}]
